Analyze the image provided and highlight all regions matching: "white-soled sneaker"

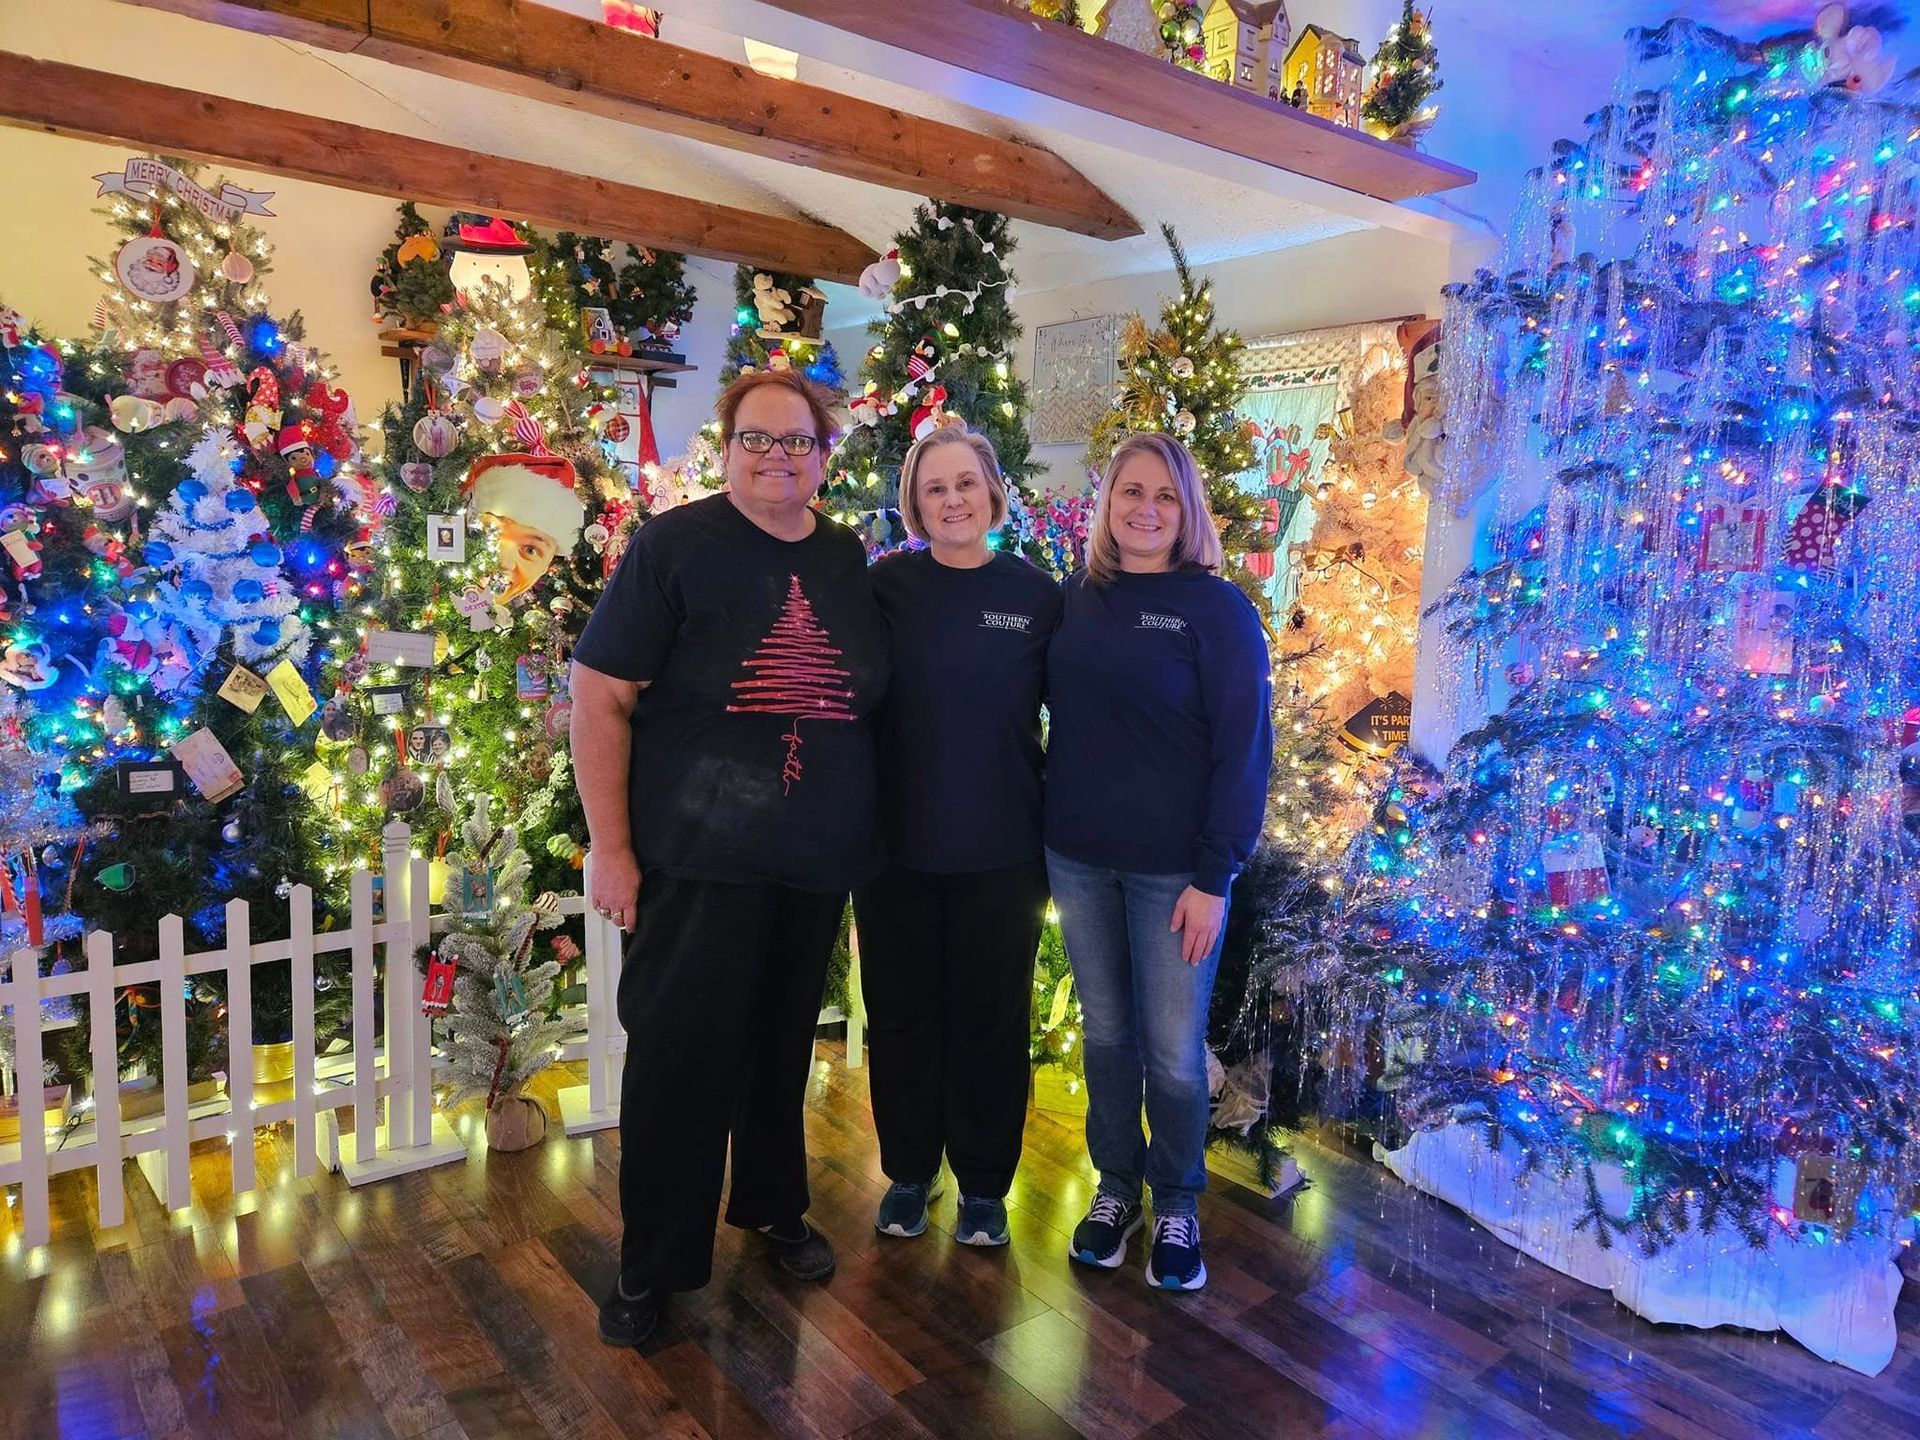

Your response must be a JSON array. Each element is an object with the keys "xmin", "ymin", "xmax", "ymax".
[
  {"xmin": 1145, "ymin": 1213, "xmax": 1206, "ymax": 1291},
  {"xmin": 1069, "ymin": 1192, "xmax": 1144, "ymax": 1269}
]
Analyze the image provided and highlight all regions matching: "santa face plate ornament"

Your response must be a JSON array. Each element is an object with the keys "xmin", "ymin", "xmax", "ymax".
[{"xmin": 116, "ymin": 235, "xmax": 197, "ymax": 303}]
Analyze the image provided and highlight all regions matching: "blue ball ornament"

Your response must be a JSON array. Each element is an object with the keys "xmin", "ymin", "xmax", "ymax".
[
  {"xmin": 254, "ymin": 619, "xmax": 281, "ymax": 646},
  {"xmin": 182, "ymin": 579, "xmax": 213, "ymax": 605},
  {"xmin": 225, "ymin": 489, "xmax": 256, "ymax": 514},
  {"xmin": 144, "ymin": 540, "xmax": 174, "ymax": 566},
  {"xmin": 178, "ymin": 479, "xmax": 207, "ymax": 504},
  {"xmin": 234, "ymin": 579, "xmax": 264, "ymax": 603},
  {"xmin": 250, "ymin": 541, "xmax": 282, "ymax": 567}
]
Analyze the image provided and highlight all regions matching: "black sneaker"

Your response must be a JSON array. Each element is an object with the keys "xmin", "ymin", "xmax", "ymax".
[
  {"xmin": 1069, "ymin": 1192, "xmax": 1144, "ymax": 1269},
  {"xmin": 1145, "ymin": 1213, "xmax": 1206, "ymax": 1291},
  {"xmin": 876, "ymin": 1182, "xmax": 930, "ymax": 1238},
  {"xmin": 759, "ymin": 1218, "xmax": 836, "ymax": 1281},
  {"xmin": 955, "ymin": 1195, "xmax": 1010, "ymax": 1247},
  {"xmin": 598, "ymin": 1282, "xmax": 659, "ymax": 1346}
]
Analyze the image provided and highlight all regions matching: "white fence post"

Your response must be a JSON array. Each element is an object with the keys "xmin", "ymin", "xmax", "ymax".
[
  {"xmin": 6, "ymin": 950, "xmax": 51, "ymax": 1249},
  {"xmin": 289, "ymin": 883, "xmax": 317, "ymax": 1181},
  {"xmin": 350, "ymin": 869, "xmax": 379, "ymax": 1170},
  {"xmin": 157, "ymin": 915, "xmax": 192, "ymax": 1212},
  {"xmin": 380, "ymin": 822, "xmax": 415, "ymax": 1152},
  {"xmin": 224, "ymin": 899, "xmax": 257, "ymax": 1197},
  {"xmin": 86, "ymin": 930, "xmax": 124, "ymax": 1229},
  {"xmin": 558, "ymin": 850, "xmax": 626, "ymax": 1135},
  {"xmin": 407, "ymin": 854, "xmax": 433, "ymax": 1148}
]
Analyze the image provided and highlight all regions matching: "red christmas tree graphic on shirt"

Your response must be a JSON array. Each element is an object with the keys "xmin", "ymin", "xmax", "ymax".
[{"xmin": 727, "ymin": 574, "xmax": 858, "ymax": 794}]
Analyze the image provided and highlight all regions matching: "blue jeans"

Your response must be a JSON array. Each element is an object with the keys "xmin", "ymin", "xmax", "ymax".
[{"xmin": 1045, "ymin": 848, "xmax": 1227, "ymax": 1217}]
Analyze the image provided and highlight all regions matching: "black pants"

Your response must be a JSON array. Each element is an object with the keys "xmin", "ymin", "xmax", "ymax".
[
  {"xmin": 616, "ymin": 872, "xmax": 844, "ymax": 1293},
  {"xmin": 851, "ymin": 858, "xmax": 1048, "ymax": 1198}
]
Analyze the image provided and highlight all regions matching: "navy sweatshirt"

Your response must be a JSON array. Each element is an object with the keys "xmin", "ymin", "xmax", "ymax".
[
  {"xmin": 1044, "ymin": 567, "xmax": 1273, "ymax": 896},
  {"xmin": 870, "ymin": 547, "xmax": 1062, "ymax": 873}
]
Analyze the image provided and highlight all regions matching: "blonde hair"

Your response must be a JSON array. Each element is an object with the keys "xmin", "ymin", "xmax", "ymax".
[
  {"xmin": 897, "ymin": 426, "xmax": 1009, "ymax": 542},
  {"xmin": 1087, "ymin": 433, "xmax": 1223, "ymax": 583}
]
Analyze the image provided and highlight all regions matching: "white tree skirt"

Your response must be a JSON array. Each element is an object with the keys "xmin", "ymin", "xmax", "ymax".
[{"xmin": 1380, "ymin": 1123, "xmax": 1906, "ymax": 1375}]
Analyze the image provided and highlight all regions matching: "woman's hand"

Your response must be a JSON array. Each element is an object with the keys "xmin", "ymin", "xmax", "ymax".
[
  {"xmin": 590, "ymin": 846, "xmax": 642, "ymax": 931},
  {"xmin": 1169, "ymin": 886, "xmax": 1226, "ymax": 966}
]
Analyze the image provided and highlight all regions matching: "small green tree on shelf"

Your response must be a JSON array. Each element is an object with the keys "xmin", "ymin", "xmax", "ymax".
[{"xmin": 1362, "ymin": 1, "xmax": 1442, "ymax": 145}]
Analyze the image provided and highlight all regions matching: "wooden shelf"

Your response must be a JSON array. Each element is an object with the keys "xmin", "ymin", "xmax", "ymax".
[
  {"xmin": 752, "ymin": 0, "xmax": 1475, "ymax": 204},
  {"xmin": 375, "ymin": 334, "xmax": 697, "ymax": 392}
]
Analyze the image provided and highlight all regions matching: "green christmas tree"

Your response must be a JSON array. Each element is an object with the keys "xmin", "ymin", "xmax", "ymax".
[
  {"xmin": 1089, "ymin": 224, "xmax": 1270, "ymax": 609},
  {"xmin": 827, "ymin": 202, "xmax": 1036, "ymax": 548},
  {"xmin": 318, "ymin": 211, "xmax": 635, "ymax": 912},
  {"xmin": 1361, "ymin": 2, "xmax": 1442, "ymax": 143},
  {"xmin": 550, "ymin": 232, "xmax": 696, "ymax": 344}
]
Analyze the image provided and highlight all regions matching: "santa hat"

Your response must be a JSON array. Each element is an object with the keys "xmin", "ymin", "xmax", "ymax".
[
  {"xmin": 276, "ymin": 423, "xmax": 314, "ymax": 456},
  {"xmin": 464, "ymin": 453, "xmax": 584, "ymax": 548},
  {"xmin": 446, "ymin": 216, "xmax": 533, "ymax": 256}
]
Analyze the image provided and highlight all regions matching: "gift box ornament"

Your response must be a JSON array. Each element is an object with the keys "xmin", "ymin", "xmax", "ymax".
[{"xmin": 1541, "ymin": 831, "xmax": 1609, "ymax": 905}]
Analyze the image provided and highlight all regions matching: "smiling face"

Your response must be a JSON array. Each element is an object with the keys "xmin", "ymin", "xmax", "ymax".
[
  {"xmin": 492, "ymin": 514, "xmax": 559, "ymax": 600},
  {"xmin": 725, "ymin": 386, "xmax": 825, "ymax": 513},
  {"xmin": 1106, "ymin": 451, "xmax": 1183, "ymax": 571},
  {"xmin": 913, "ymin": 441, "xmax": 996, "ymax": 558}
]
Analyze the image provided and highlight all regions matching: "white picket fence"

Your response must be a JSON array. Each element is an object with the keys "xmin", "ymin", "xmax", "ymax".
[{"xmin": 0, "ymin": 830, "xmax": 864, "ymax": 1250}]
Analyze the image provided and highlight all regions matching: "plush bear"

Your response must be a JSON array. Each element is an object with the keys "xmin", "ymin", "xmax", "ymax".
[
  {"xmin": 752, "ymin": 272, "xmax": 796, "ymax": 333},
  {"xmin": 1815, "ymin": 4, "xmax": 1895, "ymax": 93}
]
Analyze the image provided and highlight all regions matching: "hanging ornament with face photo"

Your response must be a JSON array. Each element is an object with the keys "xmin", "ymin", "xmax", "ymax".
[
  {"xmin": 115, "ymin": 233, "xmax": 197, "ymax": 304},
  {"xmin": 464, "ymin": 444, "xmax": 584, "ymax": 602}
]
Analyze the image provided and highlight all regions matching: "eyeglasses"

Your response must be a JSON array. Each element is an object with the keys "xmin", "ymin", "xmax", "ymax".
[{"xmin": 732, "ymin": 430, "xmax": 820, "ymax": 456}]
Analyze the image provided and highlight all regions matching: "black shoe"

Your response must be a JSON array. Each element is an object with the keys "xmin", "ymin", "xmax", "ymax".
[
  {"xmin": 876, "ymin": 1181, "xmax": 930, "ymax": 1238},
  {"xmin": 1145, "ymin": 1213, "xmax": 1207, "ymax": 1291},
  {"xmin": 759, "ymin": 1218, "xmax": 836, "ymax": 1281},
  {"xmin": 598, "ymin": 1282, "xmax": 659, "ymax": 1346},
  {"xmin": 1069, "ymin": 1192, "xmax": 1144, "ymax": 1269}
]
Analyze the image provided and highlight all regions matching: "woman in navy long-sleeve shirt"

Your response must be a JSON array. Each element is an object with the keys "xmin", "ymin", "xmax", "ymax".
[{"xmin": 1045, "ymin": 432, "xmax": 1273, "ymax": 1293}]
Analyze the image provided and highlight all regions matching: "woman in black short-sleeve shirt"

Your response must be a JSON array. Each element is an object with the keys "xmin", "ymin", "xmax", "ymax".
[{"xmin": 571, "ymin": 370, "xmax": 886, "ymax": 1348}]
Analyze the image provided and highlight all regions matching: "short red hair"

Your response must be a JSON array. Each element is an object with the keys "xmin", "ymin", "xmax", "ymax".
[{"xmin": 714, "ymin": 369, "xmax": 843, "ymax": 446}]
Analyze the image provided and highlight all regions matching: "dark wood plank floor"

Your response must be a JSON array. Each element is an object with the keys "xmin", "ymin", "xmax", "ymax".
[{"xmin": 7, "ymin": 1042, "xmax": 1920, "ymax": 1439}]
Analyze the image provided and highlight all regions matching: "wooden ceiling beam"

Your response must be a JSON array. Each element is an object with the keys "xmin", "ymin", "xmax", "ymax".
[
  {"xmin": 0, "ymin": 52, "xmax": 877, "ymax": 283},
  {"xmin": 751, "ymin": 0, "xmax": 1476, "ymax": 204},
  {"xmin": 118, "ymin": 0, "xmax": 1142, "ymax": 240}
]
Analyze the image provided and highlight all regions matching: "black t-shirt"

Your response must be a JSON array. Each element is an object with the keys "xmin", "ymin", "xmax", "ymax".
[
  {"xmin": 573, "ymin": 494, "xmax": 888, "ymax": 891},
  {"xmin": 870, "ymin": 548, "xmax": 1062, "ymax": 874}
]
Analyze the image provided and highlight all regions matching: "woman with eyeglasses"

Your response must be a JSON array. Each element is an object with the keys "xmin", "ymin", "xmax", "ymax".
[
  {"xmin": 853, "ymin": 426, "xmax": 1061, "ymax": 1248},
  {"xmin": 572, "ymin": 369, "xmax": 887, "ymax": 1347}
]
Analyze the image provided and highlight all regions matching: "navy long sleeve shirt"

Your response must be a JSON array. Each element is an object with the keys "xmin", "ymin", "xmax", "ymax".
[
  {"xmin": 1044, "ymin": 567, "xmax": 1273, "ymax": 896},
  {"xmin": 870, "ymin": 548, "xmax": 1062, "ymax": 873}
]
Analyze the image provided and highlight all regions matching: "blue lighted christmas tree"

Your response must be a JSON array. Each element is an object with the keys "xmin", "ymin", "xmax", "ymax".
[{"xmin": 1322, "ymin": 16, "xmax": 1920, "ymax": 1254}]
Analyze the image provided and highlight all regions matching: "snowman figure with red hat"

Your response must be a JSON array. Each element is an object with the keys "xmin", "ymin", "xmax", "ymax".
[{"xmin": 464, "ymin": 453, "xmax": 586, "ymax": 601}]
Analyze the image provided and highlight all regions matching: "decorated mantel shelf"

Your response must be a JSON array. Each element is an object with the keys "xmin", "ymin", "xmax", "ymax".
[{"xmin": 750, "ymin": 0, "xmax": 1475, "ymax": 202}]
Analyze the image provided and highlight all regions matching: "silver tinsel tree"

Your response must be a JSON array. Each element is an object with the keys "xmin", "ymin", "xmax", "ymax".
[{"xmin": 431, "ymin": 792, "xmax": 568, "ymax": 1108}]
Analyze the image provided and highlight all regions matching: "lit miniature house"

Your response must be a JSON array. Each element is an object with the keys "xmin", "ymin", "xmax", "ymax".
[
  {"xmin": 1283, "ymin": 23, "xmax": 1366, "ymax": 127},
  {"xmin": 1202, "ymin": 0, "xmax": 1290, "ymax": 98}
]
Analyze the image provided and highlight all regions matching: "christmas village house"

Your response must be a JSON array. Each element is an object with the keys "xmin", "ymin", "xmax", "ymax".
[
  {"xmin": 1284, "ymin": 23, "xmax": 1367, "ymax": 128},
  {"xmin": 1202, "ymin": 0, "xmax": 1290, "ymax": 99}
]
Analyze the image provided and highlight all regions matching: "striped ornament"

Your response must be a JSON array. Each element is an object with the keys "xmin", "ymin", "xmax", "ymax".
[{"xmin": 501, "ymin": 399, "xmax": 553, "ymax": 456}]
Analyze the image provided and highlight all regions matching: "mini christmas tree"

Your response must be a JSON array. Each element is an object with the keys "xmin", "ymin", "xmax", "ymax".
[
  {"xmin": 727, "ymin": 574, "xmax": 859, "ymax": 794},
  {"xmin": 371, "ymin": 202, "xmax": 454, "ymax": 331},
  {"xmin": 828, "ymin": 202, "xmax": 1037, "ymax": 553},
  {"xmin": 430, "ymin": 794, "xmax": 567, "ymax": 1140},
  {"xmin": 1362, "ymin": 1, "xmax": 1441, "ymax": 145},
  {"xmin": 1090, "ymin": 225, "xmax": 1269, "ymax": 607}
]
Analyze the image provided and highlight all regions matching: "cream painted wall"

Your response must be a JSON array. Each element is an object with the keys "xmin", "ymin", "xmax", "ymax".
[{"xmin": 0, "ymin": 129, "xmax": 732, "ymax": 460}]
